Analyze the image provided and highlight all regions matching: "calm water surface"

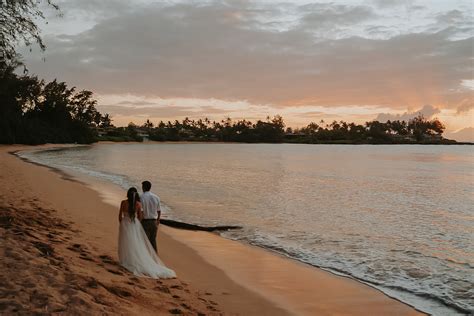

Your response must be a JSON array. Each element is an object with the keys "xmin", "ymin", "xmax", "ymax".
[{"xmin": 22, "ymin": 143, "xmax": 474, "ymax": 315}]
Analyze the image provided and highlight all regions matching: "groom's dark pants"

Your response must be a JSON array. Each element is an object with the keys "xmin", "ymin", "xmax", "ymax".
[{"xmin": 141, "ymin": 219, "xmax": 158, "ymax": 252}]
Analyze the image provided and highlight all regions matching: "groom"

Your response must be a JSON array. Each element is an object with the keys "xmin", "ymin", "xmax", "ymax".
[{"xmin": 140, "ymin": 180, "xmax": 161, "ymax": 252}]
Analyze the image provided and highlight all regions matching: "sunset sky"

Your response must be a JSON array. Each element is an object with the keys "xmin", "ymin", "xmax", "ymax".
[{"xmin": 22, "ymin": 0, "xmax": 473, "ymax": 141}]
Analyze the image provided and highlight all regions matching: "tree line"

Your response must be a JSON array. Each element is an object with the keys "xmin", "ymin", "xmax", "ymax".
[
  {"xmin": 106, "ymin": 114, "xmax": 448, "ymax": 144},
  {"xmin": 288, "ymin": 115, "xmax": 446, "ymax": 144}
]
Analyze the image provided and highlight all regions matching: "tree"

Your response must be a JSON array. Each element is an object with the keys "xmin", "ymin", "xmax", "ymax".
[
  {"xmin": 365, "ymin": 120, "xmax": 390, "ymax": 142},
  {"xmin": 408, "ymin": 114, "xmax": 429, "ymax": 140},
  {"xmin": 142, "ymin": 119, "xmax": 154, "ymax": 129},
  {"xmin": 429, "ymin": 118, "xmax": 445, "ymax": 135},
  {"xmin": 1, "ymin": 0, "xmax": 60, "ymax": 68},
  {"xmin": 94, "ymin": 110, "xmax": 113, "ymax": 128},
  {"xmin": 70, "ymin": 90, "xmax": 99, "ymax": 125},
  {"xmin": 390, "ymin": 120, "xmax": 408, "ymax": 135},
  {"xmin": 252, "ymin": 115, "xmax": 285, "ymax": 142},
  {"xmin": 303, "ymin": 122, "xmax": 319, "ymax": 135}
]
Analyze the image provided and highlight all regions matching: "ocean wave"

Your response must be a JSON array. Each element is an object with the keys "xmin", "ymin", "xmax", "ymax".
[{"xmin": 221, "ymin": 230, "xmax": 471, "ymax": 315}]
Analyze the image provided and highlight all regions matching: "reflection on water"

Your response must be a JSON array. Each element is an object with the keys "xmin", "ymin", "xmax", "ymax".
[{"xmin": 22, "ymin": 144, "xmax": 474, "ymax": 315}]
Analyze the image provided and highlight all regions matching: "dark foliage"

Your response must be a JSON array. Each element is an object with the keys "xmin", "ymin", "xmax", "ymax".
[
  {"xmin": 106, "ymin": 114, "xmax": 448, "ymax": 144},
  {"xmin": 288, "ymin": 116, "xmax": 446, "ymax": 144},
  {"xmin": 139, "ymin": 115, "xmax": 286, "ymax": 143},
  {"xmin": 0, "ymin": 67, "xmax": 111, "ymax": 144}
]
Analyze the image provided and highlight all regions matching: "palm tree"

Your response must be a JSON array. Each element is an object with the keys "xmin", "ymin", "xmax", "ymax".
[
  {"xmin": 100, "ymin": 113, "xmax": 113, "ymax": 128},
  {"xmin": 142, "ymin": 119, "xmax": 154, "ymax": 129}
]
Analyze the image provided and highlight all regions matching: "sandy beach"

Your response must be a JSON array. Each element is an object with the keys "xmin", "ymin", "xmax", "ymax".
[{"xmin": 0, "ymin": 144, "xmax": 425, "ymax": 315}]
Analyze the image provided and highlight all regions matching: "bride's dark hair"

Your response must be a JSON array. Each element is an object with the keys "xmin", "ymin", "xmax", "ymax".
[{"xmin": 127, "ymin": 187, "xmax": 140, "ymax": 221}]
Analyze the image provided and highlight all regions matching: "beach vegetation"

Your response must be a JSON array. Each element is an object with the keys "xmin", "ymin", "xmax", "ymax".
[
  {"xmin": 0, "ymin": 67, "xmax": 111, "ymax": 144},
  {"xmin": 112, "ymin": 114, "xmax": 451, "ymax": 144}
]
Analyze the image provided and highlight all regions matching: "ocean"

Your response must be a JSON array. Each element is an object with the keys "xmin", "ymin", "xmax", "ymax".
[{"xmin": 20, "ymin": 143, "xmax": 474, "ymax": 315}]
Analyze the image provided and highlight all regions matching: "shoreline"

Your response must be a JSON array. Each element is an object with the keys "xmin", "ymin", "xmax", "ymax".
[
  {"xmin": 2, "ymin": 144, "xmax": 426, "ymax": 315},
  {"xmin": 98, "ymin": 140, "xmax": 473, "ymax": 145}
]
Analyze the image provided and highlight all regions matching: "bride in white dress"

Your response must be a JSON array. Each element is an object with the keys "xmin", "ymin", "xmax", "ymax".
[{"xmin": 118, "ymin": 187, "xmax": 176, "ymax": 278}]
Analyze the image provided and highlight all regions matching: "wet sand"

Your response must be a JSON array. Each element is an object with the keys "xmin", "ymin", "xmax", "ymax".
[{"xmin": 0, "ymin": 145, "xmax": 425, "ymax": 315}]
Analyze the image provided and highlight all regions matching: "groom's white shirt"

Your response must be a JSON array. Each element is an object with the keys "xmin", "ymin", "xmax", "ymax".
[{"xmin": 141, "ymin": 191, "xmax": 161, "ymax": 219}]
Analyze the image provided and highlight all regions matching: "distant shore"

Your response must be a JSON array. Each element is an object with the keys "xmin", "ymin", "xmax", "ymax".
[
  {"xmin": 1, "ymin": 144, "xmax": 425, "ymax": 315},
  {"xmin": 99, "ymin": 138, "xmax": 473, "ymax": 145}
]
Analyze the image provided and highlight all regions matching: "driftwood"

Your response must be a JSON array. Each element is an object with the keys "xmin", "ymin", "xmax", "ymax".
[{"xmin": 160, "ymin": 219, "xmax": 241, "ymax": 232}]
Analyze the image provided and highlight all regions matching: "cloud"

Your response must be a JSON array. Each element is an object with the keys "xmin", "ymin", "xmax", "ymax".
[
  {"xmin": 436, "ymin": 10, "xmax": 464, "ymax": 24},
  {"xmin": 444, "ymin": 127, "xmax": 474, "ymax": 142},
  {"xmin": 99, "ymin": 98, "xmax": 239, "ymax": 121},
  {"xmin": 371, "ymin": 0, "xmax": 411, "ymax": 8},
  {"xmin": 99, "ymin": 104, "xmax": 194, "ymax": 117},
  {"xmin": 299, "ymin": 4, "xmax": 375, "ymax": 28},
  {"xmin": 116, "ymin": 100, "xmax": 157, "ymax": 106},
  {"xmin": 433, "ymin": 9, "xmax": 473, "ymax": 39},
  {"xmin": 54, "ymin": 0, "xmax": 135, "ymax": 19},
  {"xmin": 375, "ymin": 104, "xmax": 441, "ymax": 121},
  {"xmin": 22, "ymin": 1, "xmax": 473, "ymax": 114},
  {"xmin": 456, "ymin": 98, "xmax": 474, "ymax": 114},
  {"xmin": 99, "ymin": 103, "xmax": 229, "ymax": 120}
]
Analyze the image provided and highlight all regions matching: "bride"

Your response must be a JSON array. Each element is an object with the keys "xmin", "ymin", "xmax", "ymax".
[{"xmin": 118, "ymin": 187, "xmax": 176, "ymax": 278}]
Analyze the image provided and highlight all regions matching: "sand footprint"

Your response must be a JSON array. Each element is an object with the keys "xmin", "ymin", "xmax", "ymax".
[{"xmin": 33, "ymin": 241, "xmax": 54, "ymax": 257}]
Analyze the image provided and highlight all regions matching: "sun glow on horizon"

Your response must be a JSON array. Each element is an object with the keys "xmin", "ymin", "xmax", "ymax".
[{"xmin": 96, "ymin": 94, "xmax": 473, "ymax": 138}]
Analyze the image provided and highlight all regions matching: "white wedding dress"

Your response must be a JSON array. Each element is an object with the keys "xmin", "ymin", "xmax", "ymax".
[{"xmin": 118, "ymin": 214, "xmax": 176, "ymax": 279}]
